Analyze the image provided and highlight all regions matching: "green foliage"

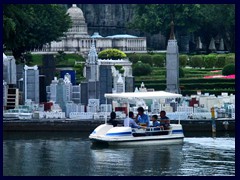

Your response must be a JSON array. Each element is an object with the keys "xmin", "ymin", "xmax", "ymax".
[
  {"xmin": 130, "ymin": 4, "xmax": 235, "ymax": 52},
  {"xmin": 222, "ymin": 64, "xmax": 235, "ymax": 76},
  {"xmin": 66, "ymin": 54, "xmax": 85, "ymax": 62},
  {"xmin": 98, "ymin": 49, "xmax": 127, "ymax": 60},
  {"xmin": 179, "ymin": 67, "xmax": 185, "ymax": 78},
  {"xmin": 74, "ymin": 63, "xmax": 84, "ymax": 77},
  {"xmin": 215, "ymin": 55, "xmax": 226, "ymax": 68},
  {"xmin": 55, "ymin": 52, "xmax": 85, "ymax": 67},
  {"xmin": 134, "ymin": 67, "xmax": 235, "ymax": 96},
  {"xmin": 204, "ymin": 54, "xmax": 217, "ymax": 68},
  {"xmin": 139, "ymin": 54, "xmax": 152, "ymax": 65},
  {"xmin": 30, "ymin": 54, "xmax": 43, "ymax": 66},
  {"xmin": 133, "ymin": 62, "xmax": 152, "ymax": 76},
  {"xmin": 3, "ymin": 4, "xmax": 71, "ymax": 61},
  {"xmin": 130, "ymin": 4, "xmax": 202, "ymax": 35},
  {"xmin": 189, "ymin": 55, "xmax": 204, "ymax": 68},
  {"xmin": 55, "ymin": 51, "xmax": 66, "ymax": 62},
  {"xmin": 225, "ymin": 54, "xmax": 235, "ymax": 64},
  {"xmin": 115, "ymin": 65, "xmax": 125, "ymax": 74},
  {"xmin": 152, "ymin": 55, "xmax": 165, "ymax": 67},
  {"xmin": 181, "ymin": 83, "xmax": 234, "ymax": 90},
  {"xmin": 127, "ymin": 53, "xmax": 140, "ymax": 63},
  {"xmin": 179, "ymin": 55, "xmax": 188, "ymax": 67},
  {"xmin": 24, "ymin": 52, "xmax": 33, "ymax": 65},
  {"xmin": 197, "ymin": 5, "xmax": 235, "ymax": 52},
  {"xmin": 180, "ymin": 78, "xmax": 234, "ymax": 84}
]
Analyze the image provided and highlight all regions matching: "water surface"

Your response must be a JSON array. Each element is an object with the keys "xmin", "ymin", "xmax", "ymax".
[{"xmin": 3, "ymin": 131, "xmax": 235, "ymax": 176}]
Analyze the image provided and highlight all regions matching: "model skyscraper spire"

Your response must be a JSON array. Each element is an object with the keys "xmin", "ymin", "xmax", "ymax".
[
  {"xmin": 169, "ymin": 20, "xmax": 175, "ymax": 40},
  {"xmin": 87, "ymin": 39, "xmax": 98, "ymax": 65},
  {"xmin": 166, "ymin": 20, "xmax": 180, "ymax": 94}
]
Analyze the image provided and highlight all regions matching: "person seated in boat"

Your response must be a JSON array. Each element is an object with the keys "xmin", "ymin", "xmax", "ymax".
[
  {"xmin": 151, "ymin": 115, "xmax": 160, "ymax": 127},
  {"xmin": 124, "ymin": 111, "xmax": 141, "ymax": 128},
  {"xmin": 136, "ymin": 107, "xmax": 150, "ymax": 127},
  {"xmin": 107, "ymin": 111, "xmax": 120, "ymax": 127},
  {"xmin": 159, "ymin": 110, "xmax": 170, "ymax": 130}
]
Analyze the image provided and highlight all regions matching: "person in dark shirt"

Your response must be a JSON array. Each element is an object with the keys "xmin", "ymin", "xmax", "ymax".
[
  {"xmin": 107, "ymin": 111, "xmax": 119, "ymax": 127},
  {"xmin": 159, "ymin": 110, "xmax": 170, "ymax": 129}
]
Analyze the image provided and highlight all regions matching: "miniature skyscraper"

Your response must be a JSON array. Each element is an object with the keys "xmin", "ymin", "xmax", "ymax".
[
  {"xmin": 166, "ymin": 21, "xmax": 180, "ymax": 94},
  {"xmin": 23, "ymin": 65, "xmax": 39, "ymax": 104},
  {"xmin": 85, "ymin": 40, "xmax": 99, "ymax": 99}
]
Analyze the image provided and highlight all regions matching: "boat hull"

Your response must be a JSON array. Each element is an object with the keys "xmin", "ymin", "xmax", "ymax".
[
  {"xmin": 90, "ymin": 136, "xmax": 184, "ymax": 146},
  {"xmin": 89, "ymin": 124, "xmax": 184, "ymax": 146}
]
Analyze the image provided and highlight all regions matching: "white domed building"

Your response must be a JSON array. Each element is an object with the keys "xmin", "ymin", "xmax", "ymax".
[{"xmin": 40, "ymin": 4, "xmax": 147, "ymax": 55}]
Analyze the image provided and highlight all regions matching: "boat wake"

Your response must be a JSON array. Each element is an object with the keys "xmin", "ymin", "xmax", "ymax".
[{"xmin": 184, "ymin": 137, "xmax": 235, "ymax": 150}]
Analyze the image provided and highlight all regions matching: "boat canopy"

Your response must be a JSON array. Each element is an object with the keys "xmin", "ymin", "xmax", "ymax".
[{"xmin": 105, "ymin": 91, "xmax": 182, "ymax": 100}]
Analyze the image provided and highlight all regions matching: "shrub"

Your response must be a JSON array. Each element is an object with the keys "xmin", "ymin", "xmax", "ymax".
[
  {"xmin": 179, "ymin": 55, "xmax": 188, "ymax": 67},
  {"xmin": 128, "ymin": 53, "xmax": 140, "ymax": 63},
  {"xmin": 215, "ymin": 55, "xmax": 226, "ymax": 68},
  {"xmin": 152, "ymin": 55, "xmax": 165, "ymax": 67},
  {"xmin": 225, "ymin": 54, "xmax": 235, "ymax": 64},
  {"xmin": 24, "ymin": 52, "xmax": 33, "ymax": 65},
  {"xmin": 179, "ymin": 67, "xmax": 185, "ymax": 78},
  {"xmin": 133, "ymin": 61, "xmax": 152, "ymax": 76},
  {"xmin": 115, "ymin": 65, "xmax": 124, "ymax": 74},
  {"xmin": 98, "ymin": 48, "xmax": 127, "ymax": 60},
  {"xmin": 222, "ymin": 64, "xmax": 235, "ymax": 75},
  {"xmin": 189, "ymin": 55, "xmax": 204, "ymax": 68},
  {"xmin": 74, "ymin": 63, "xmax": 84, "ymax": 77},
  {"xmin": 139, "ymin": 54, "xmax": 152, "ymax": 66},
  {"xmin": 204, "ymin": 54, "xmax": 217, "ymax": 68}
]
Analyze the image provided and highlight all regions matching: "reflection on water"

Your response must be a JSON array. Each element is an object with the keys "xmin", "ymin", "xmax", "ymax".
[
  {"xmin": 90, "ymin": 143, "xmax": 184, "ymax": 176},
  {"xmin": 3, "ymin": 131, "xmax": 235, "ymax": 176}
]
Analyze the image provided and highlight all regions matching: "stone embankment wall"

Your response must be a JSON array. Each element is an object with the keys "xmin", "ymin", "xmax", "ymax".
[{"xmin": 3, "ymin": 119, "xmax": 235, "ymax": 132}]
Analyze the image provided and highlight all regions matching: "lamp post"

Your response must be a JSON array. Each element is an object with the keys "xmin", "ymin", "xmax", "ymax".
[{"xmin": 211, "ymin": 107, "xmax": 216, "ymax": 133}]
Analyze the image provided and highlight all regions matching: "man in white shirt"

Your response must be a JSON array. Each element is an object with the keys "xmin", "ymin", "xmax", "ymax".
[{"xmin": 124, "ymin": 111, "xmax": 140, "ymax": 128}]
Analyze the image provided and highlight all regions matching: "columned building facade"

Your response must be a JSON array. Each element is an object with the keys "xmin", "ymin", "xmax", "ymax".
[{"xmin": 38, "ymin": 4, "xmax": 147, "ymax": 54}]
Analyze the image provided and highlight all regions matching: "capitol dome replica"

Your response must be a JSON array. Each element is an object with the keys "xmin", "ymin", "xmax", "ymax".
[
  {"xmin": 40, "ymin": 4, "xmax": 147, "ymax": 55},
  {"xmin": 65, "ymin": 4, "xmax": 89, "ymax": 38}
]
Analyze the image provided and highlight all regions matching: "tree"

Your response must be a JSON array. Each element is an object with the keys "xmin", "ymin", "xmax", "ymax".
[
  {"xmin": 130, "ymin": 4, "xmax": 235, "ymax": 52},
  {"xmin": 130, "ymin": 4, "xmax": 203, "ymax": 37},
  {"xmin": 196, "ymin": 5, "xmax": 235, "ymax": 52},
  {"xmin": 3, "ymin": 4, "xmax": 71, "ymax": 62}
]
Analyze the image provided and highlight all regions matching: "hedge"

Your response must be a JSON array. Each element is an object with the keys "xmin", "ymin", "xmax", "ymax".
[
  {"xmin": 215, "ymin": 55, "xmax": 226, "ymax": 68},
  {"xmin": 98, "ymin": 48, "xmax": 127, "ymax": 59},
  {"xmin": 179, "ymin": 55, "xmax": 188, "ymax": 67},
  {"xmin": 189, "ymin": 55, "xmax": 204, "ymax": 68},
  {"xmin": 139, "ymin": 54, "xmax": 153, "ymax": 66},
  {"xmin": 204, "ymin": 54, "xmax": 217, "ymax": 68},
  {"xmin": 152, "ymin": 55, "xmax": 165, "ymax": 67},
  {"xmin": 222, "ymin": 64, "xmax": 235, "ymax": 75},
  {"xmin": 128, "ymin": 53, "xmax": 140, "ymax": 63},
  {"xmin": 225, "ymin": 54, "xmax": 235, "ymax": 64},
  {"xmin": 180, "ymin": 83, "xmax": 235, "ymax": 89},
  {"xmin": 133, "ymin": 62, "xmax": 152, "ymax": 76},
  {"xmin": 179, "ymin": 78, "xmax": 235, "ymax": 84}
]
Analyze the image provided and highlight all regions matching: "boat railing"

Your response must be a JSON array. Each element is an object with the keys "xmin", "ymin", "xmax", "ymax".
[{"xmin": 132, "ymin": 126, "xmax": 172, "ymax": 136}]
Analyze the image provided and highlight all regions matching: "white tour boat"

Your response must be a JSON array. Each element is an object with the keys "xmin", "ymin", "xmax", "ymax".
[{"xmin": 89, "ymin": 91, "xmax": 184, "ymax": 146}]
